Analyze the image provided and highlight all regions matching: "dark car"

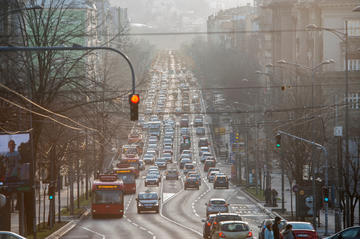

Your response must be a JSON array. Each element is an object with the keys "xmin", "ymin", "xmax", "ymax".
[
  {"xmin": 136, "ymin": 190, "xmax": 161, "ymax": 213},
  {"xmin": 165, "ymin": 168, "xmax": 179, "ymax": 180},
  {"xmin": 202, "ymin": 214, "xmax": 217, "ymax": 239},
  {"xmin": 204, "ymin": 159, "xmax": 216, "ymax": 172},
  {"xmin": 210, "ymin": 213, "xmax": 243, "ymax": 237},
  {"xmin": 324, "ymin": 226, "xmax": 360, "ymax": 239},
  {"xmin": 184, "ymin": 176, "xmax": 200, "ymax": 190},
  {"xmin": 214, "ymin": 175, "xmax": 229, "ymax": 189}
]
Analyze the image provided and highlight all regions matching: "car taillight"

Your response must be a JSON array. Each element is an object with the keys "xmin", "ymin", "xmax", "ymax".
[
  {"xmin": 207, "ymin": 222, "xmax": 211, "ymax": 226},
  {"xmin": 214, "ymin": 221, "xmax": 217, "ymax": 225},
  {"xmin": 247, "ymin": 231, "xmax": 253, "ymax": 237},
  {"xmin": 218, "ymin": 232, "xmax": 226, "ymax": 238}
]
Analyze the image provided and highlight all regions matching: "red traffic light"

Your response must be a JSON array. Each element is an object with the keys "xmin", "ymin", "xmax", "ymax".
[{"xmin": 130, "ymin": 94, "xmax": 140, "ymax": 104}]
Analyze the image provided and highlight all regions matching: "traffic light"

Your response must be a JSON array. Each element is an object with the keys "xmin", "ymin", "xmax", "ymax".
[
  {"xmin": 129, "ymin": 94, "xmax": 140, "ymax": 121},
  {"xmin": 48, "ymin": 185, "xmax": 55, "ymax": 200},
  {"xmin": 322, "ymin": 186, "xmax": 329, "ymax": 203},
  {"xmin": 275, "ymin": 134, "xmax": 281, "ymax": 148}
]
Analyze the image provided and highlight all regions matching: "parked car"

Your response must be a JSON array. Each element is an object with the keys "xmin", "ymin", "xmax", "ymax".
[
  {"xmin": 206, "ymin": 198, "xmax": 229, "ymax": 216},
  {"xmin": 211, "ymin": 221, "xmax": 252, "ymax": 239},
  {"xmin": 324, "ymin": 226, "xmax": 360, "ymax": 239}
]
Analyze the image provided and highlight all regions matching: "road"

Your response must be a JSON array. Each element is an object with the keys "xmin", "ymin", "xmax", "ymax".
[{"xmin": 62, "ymin": 50, "xmax": 271, "ymax": 239}]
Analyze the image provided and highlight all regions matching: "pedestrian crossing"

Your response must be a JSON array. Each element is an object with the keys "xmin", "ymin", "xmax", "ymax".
[{"xmin": 231, "ymin": 204, "xmax": 263, "ymax": 216}]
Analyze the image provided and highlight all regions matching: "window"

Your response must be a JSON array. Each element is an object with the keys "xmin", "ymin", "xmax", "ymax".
[
  {"xmin": 93, "ymin": 190, "xmax": 123, "ymax": 204},
  {"xmin": 341, "ymin": 227, "xmax": 360, "ymax": 238},
  {"xmin": 348, "ymin": 20, "xmax": 360, "ymax": 37}
]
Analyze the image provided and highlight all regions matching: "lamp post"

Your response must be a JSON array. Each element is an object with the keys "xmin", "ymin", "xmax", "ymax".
[
  {"xmin": 277, "ymin": 59, "xmax": 334, "ymax": 235},
  {"xmin": 306, "ymin": 23, "xmax": 350, "ymax": 230}
]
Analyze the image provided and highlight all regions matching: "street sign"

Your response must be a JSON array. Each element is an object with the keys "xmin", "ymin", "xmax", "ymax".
[
  {"xmin": 334, "ymin": 126, "xmax": 343, "ymax": 136},
  {"xmin": 292, "ymin": 184, "xmax": 299, "ymax": 193}
]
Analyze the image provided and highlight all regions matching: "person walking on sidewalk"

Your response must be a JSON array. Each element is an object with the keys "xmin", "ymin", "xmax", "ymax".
[
  {"xmin": 272, "ymin": 216, "xmax": 281, "ymax": 239},
  {"xmin": 264, "ymin": 220, "xmax": 274, "ymax": 239},
  {"xmin": 281, "ymin": 224, "xmax": 295, "ymax": 239}
]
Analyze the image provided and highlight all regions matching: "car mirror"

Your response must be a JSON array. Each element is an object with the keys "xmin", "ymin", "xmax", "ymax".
[
  {"xmin": 201, "ymin": 219, "xmax": 205, "ymax": 222},
  {"xmin": 158, "ymin": 197, "xmax": 161, "ymax": 200},
  {"xmin": 205, "ymin": 203, "xmax": 208, "ymax": 205}
]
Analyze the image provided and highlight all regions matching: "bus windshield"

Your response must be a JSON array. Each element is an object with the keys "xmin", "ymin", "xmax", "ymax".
[
  {"xmin": 93, "ymin": 190, "xmax": 123, "ymax": 204},
  {"xmin": 117, "ymin": 173, "xmax": 135, "ymax": 183}
]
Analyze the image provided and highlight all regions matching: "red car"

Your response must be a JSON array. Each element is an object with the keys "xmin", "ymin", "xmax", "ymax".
[{"xmin": 284, "ymin": 221, "xmax": 319, "ymax": 239}]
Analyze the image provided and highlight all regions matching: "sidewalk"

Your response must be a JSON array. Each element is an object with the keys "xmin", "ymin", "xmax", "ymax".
[
  {"xmin": 10, "ymin": 179, "xmax": 89, "ymax": 234},
  {"xmin": 269, "ymin": 171, "xmax": 336, "ymax": 237}
]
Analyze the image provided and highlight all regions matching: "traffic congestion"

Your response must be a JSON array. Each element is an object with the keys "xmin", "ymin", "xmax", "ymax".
[{"xmin": 60, "ymin": 50, "xmax": 333, "ymax": 239}]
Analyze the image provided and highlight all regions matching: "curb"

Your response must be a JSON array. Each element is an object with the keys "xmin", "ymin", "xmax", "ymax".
[
  {"xmin": 45, "ymin": 209, "xmax": 90, "ymax": 239},
  {"xmin": 237, "ymin": 186, "xmax": 283, "ymax": 220}
]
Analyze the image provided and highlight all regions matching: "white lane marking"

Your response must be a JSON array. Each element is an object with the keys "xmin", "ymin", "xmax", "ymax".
[
  {"xmin": 81, "ymin": 226, "xmax": 105, "ymax": 239},
  {"xmin": 160, "ymin": 165, "xmax": 203, "ymax": 236},
  {"xmin": 163, "ymin": 192, "xmax": 176, "ymax": 202}
]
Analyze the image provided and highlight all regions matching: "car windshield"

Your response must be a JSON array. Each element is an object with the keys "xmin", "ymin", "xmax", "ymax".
[
  {"xmin": 291, "ymin": 223, "xmax": 314, "ymax": 230},
  {"xmin": 138, "ymin": 193, "xmax": 158, "ymax": 200},
  {"xmin": 117, "ymin": 174, "xmax": 135, "ymax": 183},
  {"xmin": 146, "ymin": 174, "xmax": 157, "ymax": 179},
  {"xmin": 185, "ymin": 164, "xmax": 194, "ymax": 169},
  {"xmin": 221, "ymin": 223, "xmax": 249, "ymax": 232}
]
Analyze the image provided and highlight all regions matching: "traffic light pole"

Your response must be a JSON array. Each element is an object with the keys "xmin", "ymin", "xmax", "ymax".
[{"xmin": 277, "ymin": 130, "xmax": 329, "ymax": 235}]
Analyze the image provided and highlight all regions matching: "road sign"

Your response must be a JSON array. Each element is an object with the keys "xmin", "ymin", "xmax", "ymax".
[{"xmin": 334, "ymin": 126, "xmax": 343, "ymax": 136}]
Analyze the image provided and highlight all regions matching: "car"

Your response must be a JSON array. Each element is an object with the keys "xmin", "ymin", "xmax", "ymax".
[
  {"xmin": 188, "ymin": 172, "xmax": 201, "ymax": 185},
  {"xmin": 180, "ymin": 153, "xmax": 192, "ymax": 161},
  {"xmin": 136, "ymin": 190, "xmax": 161, "ymax": 213},
  {"xmin": 258, "ymin": 219, "xmax": 287, "ymax": 239},
  {"xmin": 180, "ymin": 127, "xmax": 190, "ymax": 136},
  {"xmin": 155, "ymin": 158, "xmax": 167, "ymax": 170},
  {"xmin": 204, "ymin": 159, "xmax": 216, "ymax": 172},
  {"xmin": 285, "ymin": 221, "xmax": 319, "ymax": 239},
  {"xmin": 145, "ymin": 174, "xmax": 160, "ymax": 186},
  {"xmin": 0, "ymin": 232, "xmax": 26, "ymax": 239},
  {"xmin": 165, "ymin": 168, "xmax": 179, "ymax": 180},
  {"xmin": 201, "ymin": 152, "xmax": 212, "ymax": 163},
  {"xmin": 210, "ymin": 213, "xmax": 244, "ymax": 237},
  {"xmin": 214, "ymin": 175, "xmax": 229, "ymax": 189},
  {"xmin": 199, "ymin": 146, "xmax": 210, "ymax": 156},
  {"xmin": 198, "ymin": 137, "xmax": 209, "ymax": 148},
  {"xmin": 147, "ymin": 169, "xmax": 161, "ymax": 182},
  {"xmin": 143, "ymin": 153, "xmax": 155, "ymax": 164},
  {"xmin": 181, "ymin": 150, "xmax": 192, "ymax": 157},
  {"xmin": 211, "ymin": 221, "xmax": 252, "ymax": 239},
  {"xmin": 162, "ymin": 153, "xmax": 173, "ymax": 163},
  {"xmin": 206, "ymin": 198, "xmax": 229, "ymax": 216},
  {"xmin": 194, "ymin": 118, "xmax": 203, "ymax": 127},
  {"xmin": 163, "ymin": 145, "xmax": 173, "ymax": 155},
  {"xmin": 324, "ymin": 226, "xmax": 360, "ymax": 239},
  {"xmin": 183, "ymin": 163, "xmax": 195, "ymax": 175},
  {"xmin": 202, "ymin": 214, "xmax": 217, "ymax": 239},
  {"xmin": 208, "ymin": 171, "xmax": 220, "ymax": 183},
  {"xmin": 180, "ymin": 158, "xmax": 192, "ymax": 169},
  {"xmin": 196, "ymin": 127, "xmax": 206, "ymax": 136},
  {"xmin": 207, "ymin": 168, "xmax": 220, "ymax": 178},
  {"xmin": 184, "ymin": 176, "xmax": 200, "ymax": 190}
]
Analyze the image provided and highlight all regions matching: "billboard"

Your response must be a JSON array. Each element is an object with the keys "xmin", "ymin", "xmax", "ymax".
[{"xmin": 0, "ymin": 133, "xmax": 31, "ymax": 190}]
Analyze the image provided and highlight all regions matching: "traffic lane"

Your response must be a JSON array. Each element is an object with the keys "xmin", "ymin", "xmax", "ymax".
[
  {"xmin": 126, "ymin": 170, "xmax": 201, "ymax": 239},
  {"xmin": 161, "ymin": 176, "xmax": 208, "ymax": 235}
]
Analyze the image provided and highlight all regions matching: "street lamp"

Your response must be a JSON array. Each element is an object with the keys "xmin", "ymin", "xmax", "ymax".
[
  {"xmin": 276, "ymin": 59, "xmax": 334, "ymax": 234},
  {"xmin": 306, "ymin": 22, "xmax": 350, "ymax": 230}
]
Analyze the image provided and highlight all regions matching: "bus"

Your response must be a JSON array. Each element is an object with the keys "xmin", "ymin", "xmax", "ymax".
[
  {"xmin": 114, "ymin": 167, "xmax": 136, "ymax": 194},
  {"xmin": 92, "ymin": 174, "xmax": 124, "ymax": 218},
  {"xmin": 128, "ymin": 132, "xmax": 144, "ymax": 155}
]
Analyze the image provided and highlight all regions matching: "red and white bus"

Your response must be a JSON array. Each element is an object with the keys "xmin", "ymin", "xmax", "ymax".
[
  {"xmin": 114, "ymin": 167, "xmax": 136, "ymax": 194},
  {"xmin": 119, "ymin": 145, "xmax": 140, "ymax": 177},
  {"xmin": 92, "ymin": 174, "xmax": 124, "ymax": 218}
]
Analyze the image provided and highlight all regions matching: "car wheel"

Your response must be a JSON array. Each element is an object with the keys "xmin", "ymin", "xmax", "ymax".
[
  {"xmin": 145, "ymin": 183, "xmax": 147, "ymax": 187},
  {"xmin": 184, "ymin": 186, "xmax": 187, "ymax": 190},
  {"xmin": 226, "ymin": 185, "xmax": 229, "ymax": 189},
  {"xmin": 197, "ymin": 186, "xmax": 199, "ymax": 190},
  {"xmin": 137, "ymin": 209, "xmax": 141, "ymax": 214},
  {"xmin": 156, "ymin": 208, "xmax": 159, "ymax": 213}
]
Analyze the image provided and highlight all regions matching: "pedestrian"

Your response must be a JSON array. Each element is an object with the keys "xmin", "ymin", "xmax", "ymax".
[
  {"xmin": 272, "ymin": 216, "xmax": 281, "ymax": 239},
  {"xmin": 281, "ymin": 224, "xmax": 295, "ymax": 239},
  {"xmin": 264, "ymin": 220, "xmax": 274, "ymax": 239}
]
